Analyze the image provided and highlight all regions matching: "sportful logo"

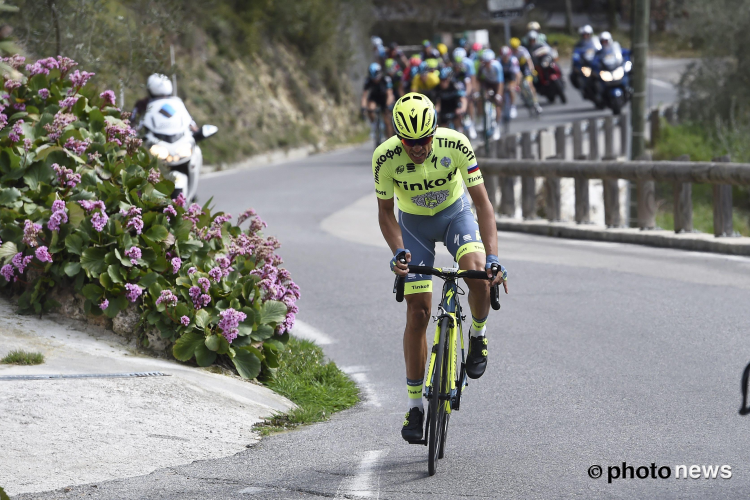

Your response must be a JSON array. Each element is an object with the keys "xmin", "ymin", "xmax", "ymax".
[
  {"xmin": 441, "ymin": 157, "xmax": 452, "ymax": 168},
  {"xmin": 435, "ymin": 137, "xmax": 476, "ymax": 163},
  {"xmin": 462, "ymin": 234, "xmax": 472, "ymax": 242},
  {"xmin": 396, "ymin": 165, "xmax": 405, "ymax": 174},
  {"xmin": 411, "ymin": 190, "xmax": 450, "ymax": 209}
]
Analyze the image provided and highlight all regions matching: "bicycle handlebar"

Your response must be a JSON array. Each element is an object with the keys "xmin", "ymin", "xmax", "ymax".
[{"xmin": 394, "ymin": 258, "xmax": 501, "ymax": 310}]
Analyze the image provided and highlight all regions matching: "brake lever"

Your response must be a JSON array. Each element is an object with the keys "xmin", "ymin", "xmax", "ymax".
[{"xmin": 394, "ymin": 251, "xmax": 408, "ymax": 303}]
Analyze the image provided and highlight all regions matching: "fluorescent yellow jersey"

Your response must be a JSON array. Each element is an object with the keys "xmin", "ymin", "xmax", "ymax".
[
  {"xmin": 410, "ymin": 71, "xmax": 440, "ymax": 93},
  {"xmin": 372, "ymin": 127, "xmax": 483, "ymax": 216}
]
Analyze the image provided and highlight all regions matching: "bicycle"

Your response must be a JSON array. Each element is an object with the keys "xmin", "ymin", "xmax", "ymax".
[{"xmin": 394, "ymin": 258, "xmax": 502, "ymax": 476}]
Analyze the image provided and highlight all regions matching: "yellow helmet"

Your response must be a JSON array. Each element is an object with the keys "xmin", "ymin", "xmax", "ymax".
[
  {"xmin": 510, "ymin": 37, "xmax": 521, "ymax": 49},
  {"xmin": 437, "ymin": 43, "xmax": 448, "ymax": 55},
  {"xmin": 392, "ymin": 93, "xmax": 437, "ymax": 140}
]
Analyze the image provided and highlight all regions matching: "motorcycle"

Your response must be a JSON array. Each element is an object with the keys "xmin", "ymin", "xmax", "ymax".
[
  {"xmin": 588, "ymin": 43, "xmax": 632, "ymax": 115},
  {"xmin": 532, "ymin": 44, "xmax": 567, "ymax": 104},
  {"xmin": 570, "ymin": 38, "xmax": 601, "ymax": 90},
  {"xmin": 140, "ymin": 96, "xmax": 217, "ymax": 202}
]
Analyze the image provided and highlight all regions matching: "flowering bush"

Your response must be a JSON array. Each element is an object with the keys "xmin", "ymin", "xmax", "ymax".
[{"xmin": 0, "ymin": 55, "xmax": 299, "ymax": 380}]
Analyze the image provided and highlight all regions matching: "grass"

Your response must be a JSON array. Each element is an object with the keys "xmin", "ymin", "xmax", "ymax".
[
  {"xmin": 1, "ymin": 349, "xmax": 45, "ymax": 365},
  {"xmin": 254, "ymin": 337, "xmax": 359, "ymax": 435}
]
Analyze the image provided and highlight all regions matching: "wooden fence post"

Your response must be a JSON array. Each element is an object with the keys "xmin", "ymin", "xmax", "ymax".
[
  {"xmin": 664, "ymin": 105, "xmax": 675, "ymax": 126},
  {"xmin": 572, "ymin": 120, "xmax": 589, "ymax": 223},
  {"xmin": 620, "ymin": 112, "xmax": 629, "ymax": 158},
  {"xmin": 588, "ymin": 117, "xmax": 599, "ymax": 161},
  {"xmin": 650, "ymin": 108, "xmax": 661, "ymax": 146},
  {"xmin": 499, "ymin": 134, "xmax": 516, "ymax": 217},
  {"xmin": 543, "ymin": 125, "xmax": 565, "ymax": 221},
  {"xmin": 713, "ymin": 155, "xmax": 734, "ymax": 237},
  {"xmin": 482, "ymin": 140, "xmax": 500, "ymax": 211},
  {"xmin": 602, "ymin": 116, "xmax": 621, "ymax": 227},
  {"xmin": 521, "ymin": 131, "xmax": 536, "ymax": 219},
  {"xmin": 673, "ymin": 154, "xmax": 692, "ymax": 233},
  {"xmin": 636, "ymin": 152, "xmax": 656, "ymax": 229}
]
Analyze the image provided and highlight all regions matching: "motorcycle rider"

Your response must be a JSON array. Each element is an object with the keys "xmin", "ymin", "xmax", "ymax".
[
  {"xmin": 523, "ymin": 21, "xmax": 548, "ymax": 48},
  {"xmin": 132, "ymin": 74, "xmax": 197, "ymax": 134},
  {"xmin": 361, "ymin": 62, "xmax": 395, "ymax": 140},
  {"xmin": 570, "ymin": 25, "xmax": 601, "ymax": 89}
]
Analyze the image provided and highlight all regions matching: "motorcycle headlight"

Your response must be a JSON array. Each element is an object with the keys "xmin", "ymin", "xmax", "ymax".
[
  {"xmin": 612, "ymin": 67, "xmax": 625, "ymax": 80},
  {"xmin": 175, "ymin": 143, "xmax": 193, "ymax": 159},
  {"xmin": 581, "ymin": 66, "xmax": 592, "ymax": 77},
  {"xmin": 172, "ymin": 172, "xmax": 188, "ymax": 191},
  {"xmin": 624, "ymin": 60, "xmax": 632, "ymax": 72},
  {"xmin": 149, "ymin": 144, "xmax": 169, "ymax": 160},
  {"xmin": 541, "ymin": 59, "xmax": 550, "ymax": 68},
  {"xmin": 600, "ymin": 70, "xmax": 613, "ymax": 82}
]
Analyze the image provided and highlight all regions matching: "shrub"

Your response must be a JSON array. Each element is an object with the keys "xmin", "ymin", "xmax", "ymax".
[
  {"xmin": 1, "ymin": 349, "xmax": 45, "ymax": 365},
  {"xmin": 0, "ymin": 55, "xmax": 299, "ymax": 380}
]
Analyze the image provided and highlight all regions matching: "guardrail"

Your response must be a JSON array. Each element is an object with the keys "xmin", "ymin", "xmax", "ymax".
[{"xmin": 479, "ymin": 104, "xmax": 739, "ymax": 238}]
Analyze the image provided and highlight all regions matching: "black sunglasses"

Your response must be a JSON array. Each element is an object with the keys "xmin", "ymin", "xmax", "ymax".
[{"xmin": 400, "ymin": 135, "xmax": 434, "ymax": 147}]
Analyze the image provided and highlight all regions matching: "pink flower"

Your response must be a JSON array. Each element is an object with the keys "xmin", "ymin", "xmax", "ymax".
[
  {"xmin": 163, "ymin": 205, "xmax": 176, "ymax": 222},
  {"xmin": 148, "ymin": 168, "xmax": 160, "ymax": 184},
  {"xmin": 69, "ymin": 70, "xmax": 95, "ymax": 89},
  {"xmin": 99, "ymin": 90, "xmax": 116, "ymax": 106},
  {"xmin": 47, "ymin": 201, "xmax": 68, "ymax": 232},
  {"xmin": 174, "ymin": 193, "xmax": 186, "ymax": 208},
  {"xmin": 2, "ymin": 55, "xmax": 25, "ymax": 69},
  {"xmin": 217, "ymin": 308, "xmax": 247, "ymax": 344},
  {"xmin": 1, "ymin": 264, "xmax": 14, "ymax": 282},
  {"xmin": 37, "ymin": 88, "xmax": 50, "ymax": 99},
  {"xmin": 22, "ymin": 219, "xmax": 42, "ymax": 247},
  {"xmin": 12, "ymin": 253, "xmax": 33, "ymax": 273},
  {"xmin": 198, "ymin": 277, "xmax": 210, "ymax": 292},
  {"xmin": 208, "ymin": 267, "xmax": 222, "ymax": 283},
  {"xmin": 63, "ymin": 136, "xmax": 90, "ymax": 156},
  {"xmin": 43, "ymin": 112, "xmax": 76, "ymax": 141},
  {"xmin": 35, "ymin": 246, "xmax": 53, "ymax": 263},
  {"xmin": 91, "ymin": 212, "xmax": 109, "ymax": 232},
  {"xmin": 58, "ymin": 96, "xmax": 79, "ymax": 110},
  {"xmin": 237, "ymin": 208, "xmax": 257, "ymax": 225},
  {"xmin": 124, "ymin": 283, "xmax": 143, "ymax": 303},
  {"xmin": 53, "ymin": 164, "xmax": 81, "ymax": 188},
  {"xmin": 100, "ymin": 299, "xmax": 109, "ymax": 310},
  {"xmin": 187, "ymin": 267, "xmax": 197, "ymax": 275},
  {"xmin": 4, "ymin": 80, "xmax": 21, "ymax": 91},
  {"xmin": 124, "ymin": 246, "xmax": 141, "ymax": 265},
  {"xmin": 8, "ymin": 119, "xmax": 23, "ymax": 143},
  {"xmin": 171, "ymin": 257, "xmax": 182, "ymax": 274},
  {"xmin": 23, "ymin": 138, "xmax": 32, "ymax": 151},
  {"xmin": 155, "ymin": 289, "xmax": 178, "ymax": 307},
  {"xmin": 56, "ymin": 56, "xmax": 78, "ymax": 76},
  {"xmin": 180, "ymin": 316, "xmax": 190, "ymax": 326}
]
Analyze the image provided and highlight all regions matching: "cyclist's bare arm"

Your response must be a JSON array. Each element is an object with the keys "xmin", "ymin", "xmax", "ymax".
[
  {"xmin": 377, "ymin": 197, "xmax": 409, "ymax": 276},
  {"xmin": 466, "ymin": 184, "xmax": 507, "ymax": 291},
  {"xmin": 386, "ymin": 88, "xmax": 395, "ymax": 108},
  {"xmin": 361, "ymin": 90, "xmax": 369, "ymax": 109}
]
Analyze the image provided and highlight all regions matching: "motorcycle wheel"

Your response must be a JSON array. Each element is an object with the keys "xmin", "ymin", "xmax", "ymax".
[
  {"xmin": 611, "ymin": 96, "xmax": 623, "ymax": 115},
  {"xmin": 555, "ymin": 80, "xmax": 567, "ymax": 104}
]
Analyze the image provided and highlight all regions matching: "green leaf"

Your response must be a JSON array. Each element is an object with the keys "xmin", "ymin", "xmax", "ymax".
[
  {"xmin": 23, "ymin": 162, "xmax": 54, "ymax": 191},
  {"xmin": 194, "ymin": 343, "xmax": 217, "ymax": 367},
  {"xmin": 251, "ymin": 324, "xmax": 274, "ymax": 341},
  {"xmin": 0, "ymin": 187, "xmax": 21, "ymax": 206},
  {"xmin": 144, "ymin": 224, "xmax": 169, "ymax": 242},
  {"xmin": 205, "ymin": 334, "xmax": 222, "ymax": 352},
  {"xmin": 237, "ymin": 323, "xmax": 253, "ymax": 337},
  {"xmin": 263, "ymin": 344, "xmax": 280, "ymax": 369},
  {"xmin": 99, "ymin": 271, "xmax": 113, "ymax": 289},
  {"xmin": 154, "ymin": 179, "xmax": 175, "ymax": 195},
  {"xmin": 64, "ymin": 261, "xmax": 81, "ymax": 277},
  {"xmin": 139, "ymin": 272, "xmax": 158, "ymax": 287},
  {"xmin": 260, "ymin": 300, "xmax": 287, "ymax": 325},
  {"xmin": 175, "ymin": 302, "xmax": 189, "ymax": 318},
  {"xmin": 172, "ymin": 331, "xmax": 204, "ymax": 361},
  {"xmin": 0, "ymin": 241, "xmax": 18, "ymax": 263},
  {"xmin": 231, "ymin": 348, "xmax": 262, "ymax": 380},
  {"xmin": 194, "ymin": 309, "xmax": 210, "ymax": 328},
  {"xmin": 34, "ymin": 145, "xmax": 64, "ymax": 161},
  {"xmin": 107, "ymin": 265, "xmax": 123, "ymax": 283},
  {"xmin": 67, "ymin": 202, "xmax": 85, "ymax": 228},
  {"xmin": 173, "ymin": 219, "xmax": 192, "ymax": 241},
  {"xmin": 231, "ymin": 335, "xmax": 253, "ymax": 347},
  {"xmin": 80, "ymin": 247, "xmax": 108, "ymax": 276},
  {"xmin": 64, "ymin": 233, "xmax": 83, "ymax": 255},
  {"xmin": 81, "ymin": 284, "xmax": 103, "ymax": 302},
  {"xmin": 241, "ymin": 307, "xmax": 255, "ymax": 326}
]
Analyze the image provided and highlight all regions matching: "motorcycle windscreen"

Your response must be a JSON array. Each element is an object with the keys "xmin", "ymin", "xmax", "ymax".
[{"xmin": 145, "ymin": 97, "xmax": 192, "ymax": 136}]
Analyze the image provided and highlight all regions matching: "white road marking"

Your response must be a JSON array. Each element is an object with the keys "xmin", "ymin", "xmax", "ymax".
[
  {"xmin": 335, "ymin": 449, "xmax": 388, "ymax": 499},
  {"xmin": 346, "ymin": 369, "xmax": 381, "ymax": 408},
  {"xmin": 649, "ymin": 78, "xmax": 674, "ymax": 89},
  {"xmin": 290, "ymin": 319, "xmax": 335, "ymax": 345}
]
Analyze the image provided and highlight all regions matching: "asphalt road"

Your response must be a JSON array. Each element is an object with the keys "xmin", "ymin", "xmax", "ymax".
[{"xmin": 23, "ymin": 58, "xmax": 750, "ymax": 499}]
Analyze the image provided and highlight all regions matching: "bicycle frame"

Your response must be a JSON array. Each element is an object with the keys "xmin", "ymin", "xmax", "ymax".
[{"xmin": 424, "ymin": 273, "xmax": 467, "ymax": 414}]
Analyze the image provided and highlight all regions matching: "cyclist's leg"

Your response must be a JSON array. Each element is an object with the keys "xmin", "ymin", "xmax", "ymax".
[{"xmin": 444, "ymin": 197, "xmax": 491, "ymax": 378}]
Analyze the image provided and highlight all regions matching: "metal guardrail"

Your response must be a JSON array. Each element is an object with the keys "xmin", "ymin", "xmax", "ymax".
[{"xmin": 480, "ymin": 104, "xmax": 739, "ymax": 237}]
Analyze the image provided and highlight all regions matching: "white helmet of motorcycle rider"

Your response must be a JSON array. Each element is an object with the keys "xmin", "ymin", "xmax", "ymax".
[
  {"xmin": 599, "ymin": 31, "xmax": 612, "ymax": 46},
  {"xmin": 147, "ymin": 73, "xmax": 173, "ymax": 97},
  {"xmin": 527, "ymin": 21, "xmax": 541, "ymax": 32},
  {"xmin": 579, "ymin": 25, "xmax": 594, "ymax": 36}
]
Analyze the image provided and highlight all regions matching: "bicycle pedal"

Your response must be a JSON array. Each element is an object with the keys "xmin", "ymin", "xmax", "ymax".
[{"xmin": 408, "ymin": 439, "xmax": 427, "ymax": 445}]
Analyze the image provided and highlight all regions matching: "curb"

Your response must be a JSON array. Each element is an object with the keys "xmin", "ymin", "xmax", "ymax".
[{"xmin": 496, "ymin": 219, "xmax": 750, "ymax": 256}]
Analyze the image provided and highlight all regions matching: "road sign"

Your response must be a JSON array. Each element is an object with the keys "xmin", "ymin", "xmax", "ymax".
[{"xmin": 487, "ymin": 0, "xmax": 526, "ymax": 18}]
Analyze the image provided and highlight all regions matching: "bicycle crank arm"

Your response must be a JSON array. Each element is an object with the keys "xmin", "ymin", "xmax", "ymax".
[{"xmin": 407, "ymin": 439, "xmax": 428, "ymax": 446}]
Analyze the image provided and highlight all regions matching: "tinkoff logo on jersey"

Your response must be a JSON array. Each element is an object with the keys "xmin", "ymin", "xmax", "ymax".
[
  {"xmin": 373, "ymin": 146, "xmax": 404, "ymax": 169},
  {"xmin": 411, "ymin": 190, "xmax": 449, "ymax": 209},
  {"xmin": 435, "ymin": 137, "xmax": 476, "ymax": 163},
  {"xmin": 394, "ymin": 167, "xmax": 460, "ymax": 191}
]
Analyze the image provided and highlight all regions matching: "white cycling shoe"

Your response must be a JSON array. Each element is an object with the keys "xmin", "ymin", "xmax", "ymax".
[
  {"xmin": 509, "ymin": 105, "xmax": 517, "ymax": 119},
  {"xmin": 491, "ymin": 128, "xmax": 501, "ymax": 141}
]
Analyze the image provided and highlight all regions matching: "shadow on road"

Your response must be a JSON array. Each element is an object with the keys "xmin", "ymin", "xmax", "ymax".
[{"xmin": 739, "ymin": 361, "xmax": 750, "ymax": 415}]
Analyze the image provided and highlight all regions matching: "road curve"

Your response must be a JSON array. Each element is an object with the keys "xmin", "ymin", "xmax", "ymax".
[{"xmin": 20, "ymin": 137, "xmax": 750, "ymax": 499}]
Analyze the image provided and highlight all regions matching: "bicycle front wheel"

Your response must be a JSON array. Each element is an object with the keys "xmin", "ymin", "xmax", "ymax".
[{"xmin": 428, "ymin": 317, "xmax": 450, "ymax": 476}]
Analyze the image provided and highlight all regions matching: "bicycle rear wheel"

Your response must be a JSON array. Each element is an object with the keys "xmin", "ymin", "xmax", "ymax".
[
  {"xmin": 428, "ymin": 317, "xmax": 450, "ymax": 476},
  {"xmin": 437, "ymin": 325, "xmax": 453, "ymax": 459}
]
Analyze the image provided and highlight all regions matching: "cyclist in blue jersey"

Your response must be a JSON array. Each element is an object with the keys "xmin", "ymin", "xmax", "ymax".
[
  {"xmin": 452, "ymin": 47, "xmax": 477, "ymax": 139},
  {"xmin": 477, "ymin": 49, "xmax": 504, "ymax": 141},
  {"xmin": 499, "ymin": 46, "xmax": 520, "ymax": 120},
  {"xmin": 361, "ymin": 62, "xmax": 395, "ymax": 140}
]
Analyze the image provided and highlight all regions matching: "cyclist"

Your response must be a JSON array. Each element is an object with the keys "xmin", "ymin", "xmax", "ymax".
[
  {"xmin": 452, "ymin": 47, "xmax": 477, "ymax": 139},
  {"xmin": 523, "ymin": 21, "xmax": 548, "ymax": 47},
  {"xmin": 436, "ymin": 42, "xmax": 449, "ymax": 64},
  {"xmin": 421, "ymin": 40, "xmax": 441, "ymax": 61},
  {"xmin": 405, "ymin": 54, "xmax": 423, "ymax": 86},
  {"xmin": 372, "ymin": 92, "xmax": 508, "ymax": 441},
  {"xmin": 476, "ymin": 49, "xmax": 504, "ymax": 141},
  {"xmin": 386, "ymin": 42, "xmax": 410, "ymax": 70},
  {"xmin": 434, "ymin": 66, "xmax": 467, "ymax": 130},
  {"xmin": 361, "ymin": 62, "xmax": 394, "ymax": 141},
  {"xmin": 411, "ymin": 60, "xmax": 441, "ymax": 102},
  {"xmin": 510, "ymin": 37, "xmax": 542, "ymax": 114},
  {"xmin": 499, "ymin": 46, "xmax": 520, "ymax": 120},
  {"xmin": 385, "ymin": 58, "xmax": 405, "ymax": 100}
]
